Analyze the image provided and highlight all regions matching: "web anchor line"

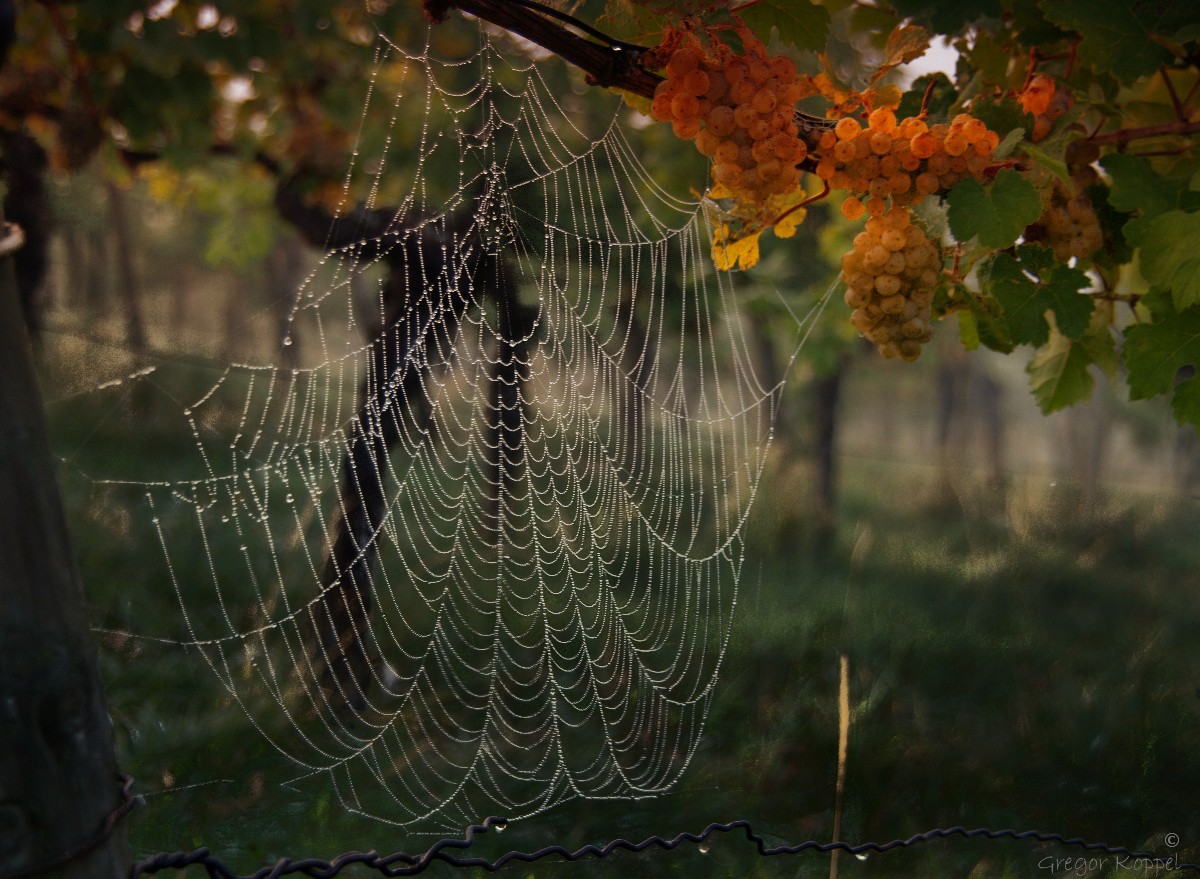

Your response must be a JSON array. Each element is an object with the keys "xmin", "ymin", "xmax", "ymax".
[{"xmin": 128, "ymin": 816, "xmax": 1198, "ymax": 878}]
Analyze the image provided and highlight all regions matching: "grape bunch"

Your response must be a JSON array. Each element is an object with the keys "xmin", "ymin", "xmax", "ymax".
[
  {"xmin": 1023, "ymin": 137, "xmax": 1104, "ymax": 262},
  {"xmin": 815, "ymin": 107, "xmax": 1000, "ymax": 221},
  {"xmin": 1024, "ymin": 180, "xmax": 1103, "ymax": 262},
  {"xmin": 649, "ymin": 31, "xmax": 812, "ymax": 210},
  {"xmin": 839, "ymin": 206, "xmax": 941, "ymax": 361}
]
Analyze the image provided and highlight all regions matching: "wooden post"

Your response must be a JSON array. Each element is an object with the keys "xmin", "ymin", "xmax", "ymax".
[{"xmin": 0, "ymin": 220, "xmax": 131, "ymax": 878}]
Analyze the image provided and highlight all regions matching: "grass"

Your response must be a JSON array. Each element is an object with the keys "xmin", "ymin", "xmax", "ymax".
[{"xmin": 40, "ymin": 356, "xmax": 1200, "ymax": 879}]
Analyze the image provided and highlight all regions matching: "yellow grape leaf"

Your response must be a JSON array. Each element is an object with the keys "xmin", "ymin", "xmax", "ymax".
[
  {"xmin": 707, "ymin": 181, "xmax": 735, "ymax": 200},
  {"xmin": 773, "ymin": 210, "xmax": 805, "ymax": 238},
  {"xmin": 617, "ymin": 89, "xmax": 653, "ymax": 117},
  {"xmin": 868, "ymin": 24, "xmax": 931, "ymax": 85},
  {"xmin": 712, "ymin": 228, "xmax": 761, "ymax": 271},
  {"xmin": 814, "ymin": 67, "xmax": 862, "ymax": 117}
]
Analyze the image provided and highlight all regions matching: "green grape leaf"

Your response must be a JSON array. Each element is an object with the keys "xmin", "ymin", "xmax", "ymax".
[
  {"xmin": 885, "ymin": 0, "xmax": 1001, "ymax": 33},
  {"xmin": 1124, "ymin": 300, "xmax": 1200, "ymax": 399},
  {"xmin": 1028, "ymin": 327, "xmax": 1094, "ymax": 412},
  {"xmin": 738, "ymin": 0, "xmax": 830, "ymax": 53},
  {"xmin": 958, "ymin": 309, "xmax": 981, "ymax": 351},
  {"xmin": 946, "ymin": 169, "xmax": 1042, "ymax": 249},
  {"xmin": 1009, "ymin": 0, "xmax": 1072, "ymax": 45},
  {"xmin": 1027, "ymin": 311, "xmax": 1116, "ymax": 413},
  {"xmin": 1087, "ymin": 182, "xmax": 1134, "ymax": 270},
  {"xmin": 1127, "ymin": 209, "xmax": 1200, "ymax": 310},
  {"xmin": 987, "ymin": 248, "xmax": 1093, "ymax": 346},
  {"xmin": 1172, "ymin": 376, "xmax": 1200, "ymax": 427},
  {"xmin": 1100, "ymin": 153, "xmax": 1180, "ymax": 219},
  {"xmin": 1020, "ymin": 141, "xmax": 1071, "ymax": 187},
  {"xmin": 1124, "ymin": 297, "xmax": 1200, "ymax": 428},
  {"xmin": 1040, "ymin": 0, "xmax": 1179, "ymax": 81},
  {"xmin": 961, "ymin": 287, "xmax": 1014, "ymax": 354},
  {"xmin": 961, "ymin": 29, "xmax": 1010, "ymax": 85}
]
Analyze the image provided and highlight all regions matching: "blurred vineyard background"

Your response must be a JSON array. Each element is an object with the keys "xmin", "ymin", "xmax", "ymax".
[
  {"xmin": 31, "ymin": 159, "xmax": 1200, "ymax": 877},
  {"xmin": 7, "ymin": 0, "xmax": 1198, "ymax": 874}
]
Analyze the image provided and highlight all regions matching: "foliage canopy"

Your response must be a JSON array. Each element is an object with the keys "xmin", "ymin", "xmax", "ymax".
[{"xmin": 4, "ymin": 0, "xmax": 1200, "ymax": 423}]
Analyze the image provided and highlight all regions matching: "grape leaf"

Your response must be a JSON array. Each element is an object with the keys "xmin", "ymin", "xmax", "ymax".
[
  {"xmin": 1027, "ymin": 327, "xmax": 1094, "ymax": 412},
  {"xmin": 1172, "ymin": 377, "xmax": 1200, "ymax": 428},
  {"xmin": 1040, "ymin": 0, "xmax": 1176, "ymax": 81},
  {"xmin": 1019, "ymin": 141, "xmax": 1071, "ymax": 187},
  {"xmin": 1124, "ymin": 297, "xmax": 1200, "ymax": 428},
  {"xmin": 1126, "ymin": 209, "xmax": 1200, "ymax": 310},
  {"xmin": 885, "ymin": 0, "xmax": 1001, "ymax": 33},
  {"xmin": 712, "ymin": 229, "xmax": 761, "ymax": 271},
  {"xmin": 1100, "ymin": 153, "xmax": 1180, "ymax": 219},
  {"xmin": 958, "ymin": 309, "xmax": 981, "ymax": 351},
  {"xmin": 961, "ymin": 29, "xmax": 1010, "ymax": 86},
  {"xmin": 1027, "ymin": 312, "xmax": 1116, "ymax": 413},
  {"xmin": 867, "ymin": 24, "xmax": 931, "ymax": 86},
  {"xmin": 598, "ymin": 0, "xmax": 674, "ymax": 43},
  {"xmin": 738, "ymin": 0, "xmax": 830, "ymax": 54},
  {"xmin": 946, "ymin": 170, "xmax": 1042, "ymax": 249},
  {"xmin": 961, "ymin": 286, "xmax": 1014, "ymax": 354},
  {"xmin": 1124, "ymin": 299, "xmax": 1200, "ymax": 398},
  {"xmin": 987, "ymin": 247, "xmax": 1093, "ymax": 346}
]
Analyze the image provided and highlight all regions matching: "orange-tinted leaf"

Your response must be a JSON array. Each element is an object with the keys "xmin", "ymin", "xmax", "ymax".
[{"xmin": 868, "ymin": 24, "xmax": 931, "ymax": 86}]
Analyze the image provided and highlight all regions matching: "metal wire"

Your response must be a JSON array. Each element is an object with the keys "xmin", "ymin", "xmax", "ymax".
[{"xmin": 129, "ymin": 815, "xmax": 1199, "ymax": 878}]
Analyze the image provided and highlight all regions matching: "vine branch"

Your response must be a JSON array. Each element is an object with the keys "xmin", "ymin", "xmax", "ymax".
[
  {"xmin": 423, "ymin": 0, "xmax": 662, "ymax": 94},
  {"xmin": 1087, "ymin": 118, "xmax": 1200, "ymax": 147}
]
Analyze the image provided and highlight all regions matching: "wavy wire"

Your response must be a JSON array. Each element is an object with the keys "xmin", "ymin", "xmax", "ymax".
[{"xmin": 129, "ymin": 816, "xmax": 1199, "ymax": 878}]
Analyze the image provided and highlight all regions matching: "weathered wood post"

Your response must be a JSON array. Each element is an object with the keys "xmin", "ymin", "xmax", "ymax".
[{"xmin": 0, "ymin": 219, "xmax": 132, "ymax": 878}]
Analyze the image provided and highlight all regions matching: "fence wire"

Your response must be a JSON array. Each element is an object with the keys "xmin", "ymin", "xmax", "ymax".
[
  {"xmin": 2, "ymin": 775, "xmax": 1195, "ymax": 879},
  {"xmin": 127, "ymin": 819, "xmax": 1200, "ymax": 878}
]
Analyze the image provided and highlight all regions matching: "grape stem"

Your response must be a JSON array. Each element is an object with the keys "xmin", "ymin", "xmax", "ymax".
[
  {"xmin": 919, "ymin": 78, "xmax": 938, "ymax": 116},
  {"xmin": 1018, "ymin": 47, "xmax": 1038, "ymax": 94},
  {"xmin": 1159, "ymin": 67, "xmax": 1188, "ymax": 120},
  {"xmin": 770, "ymin": 178, "xmax": 831, "ymax": 228}
]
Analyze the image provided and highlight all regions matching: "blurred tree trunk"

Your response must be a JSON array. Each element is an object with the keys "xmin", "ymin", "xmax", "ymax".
[
  {"xmin": 61, "ymin": 225, "xmax": 87, "ymax": 311},
  {"xmin": 170, "ymin": 262, "xmax": 193, "ymax": 336},
  {"xmin": 1058, "ymin": 386, "xmax": 1110, "ymax": 505},
  {"xmin": 936, "ymin": 343, "xmax": 969, "ymax": 473},
  {"xmin": 0, "ymin": 220, "xmax": 131, "ymax": 879},
  {"xmin": 1174, "ymin": 426, "xmax": 1200, "ymax": 496},
  {"xmin": 84, "ymin": 228, "xmax": 108, "ymax": 311},
  {"xmin": 812, "ymin": 358, "xmax": 846, "ymax": 525},
  {"xmin": 743, "ymin": 309, "xmax": 787, "ymax": 440},
  {"xmin": 936, "ymin": 345, "xmax": 1006, "ymax": 491},
  {"xmin": 1, "ymin": 129, "xmax": 51, "ymax": 346},
  {"xmin": 222, "ymin": 275, "xmax": 249, "ymax": 359},
  {"xmin": 976, "ymin": 371, "xmax": 1005, "ymax": 487},
  {"xmin": 104, "ymin": 181, "xmax": 146, "ymax": 356},
  {"xmin": 267, "ymin": 234, "xmax": 305, "ymax": 371}
]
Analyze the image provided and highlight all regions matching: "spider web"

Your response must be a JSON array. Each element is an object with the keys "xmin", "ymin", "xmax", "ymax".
[{"xmin": 70, "ymin": 22, "xmax": 825, "ymax": 833}]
